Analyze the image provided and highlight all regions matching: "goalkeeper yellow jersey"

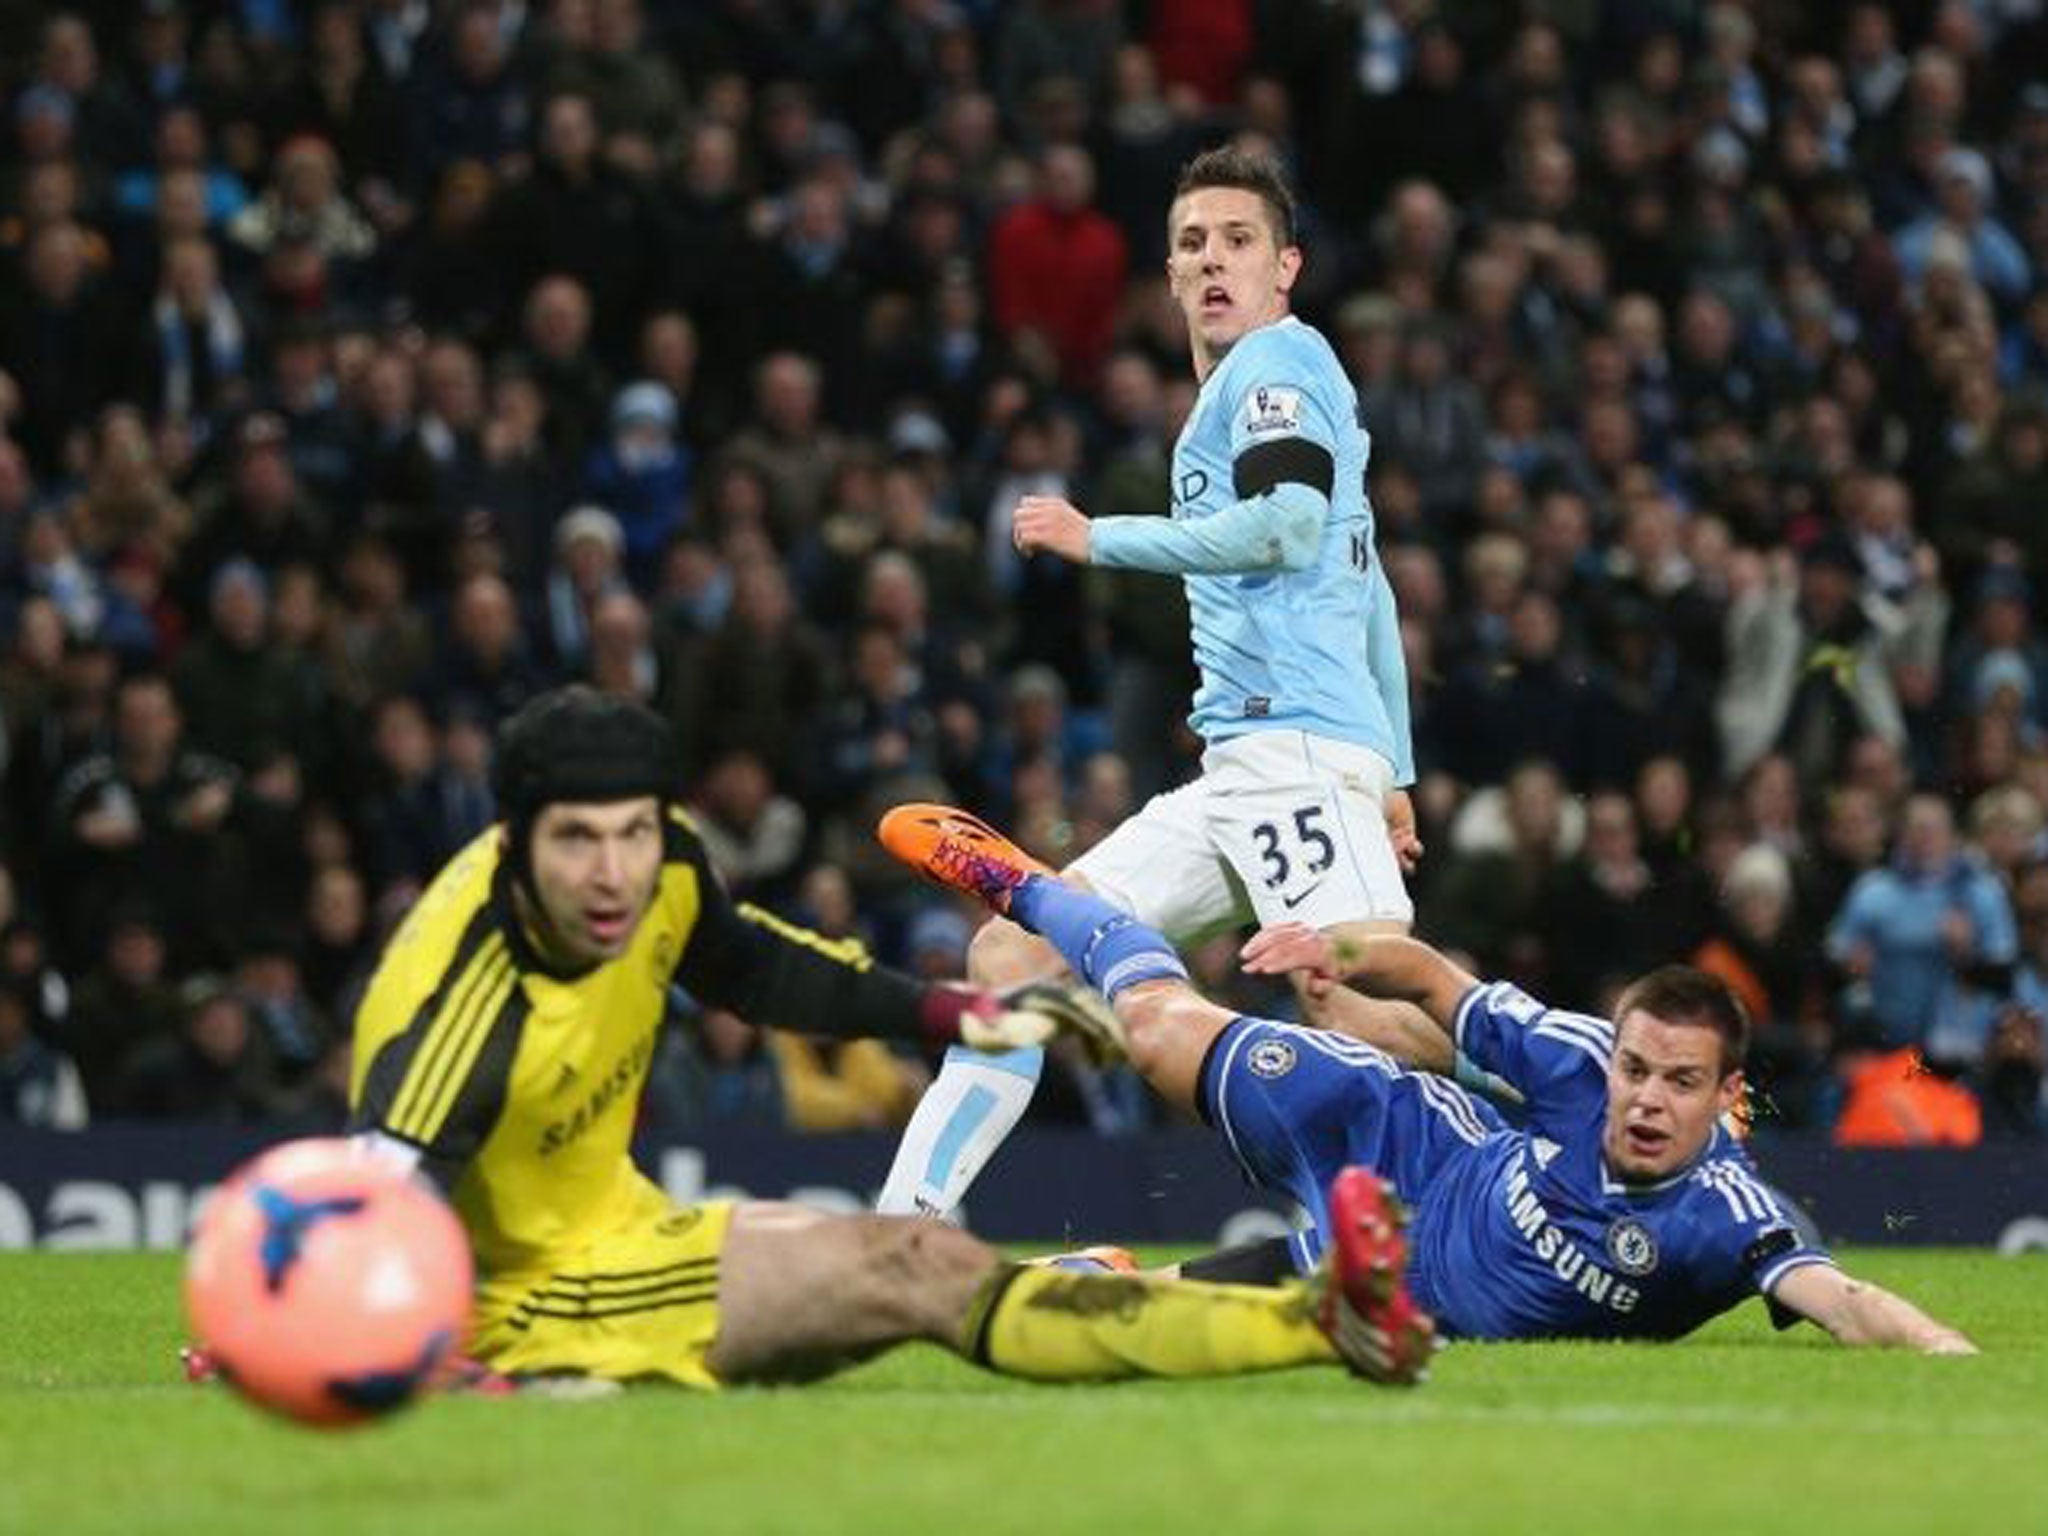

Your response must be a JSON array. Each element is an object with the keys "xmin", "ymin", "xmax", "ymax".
[{"xmin": 349, "ymin": 810, "xmax": 926, "ymax": 1279}]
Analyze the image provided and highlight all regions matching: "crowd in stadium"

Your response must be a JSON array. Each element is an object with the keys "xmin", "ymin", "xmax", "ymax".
[{"xmin": 2, "ymin": 0, "xmax": 2046, "ymax": 1143}]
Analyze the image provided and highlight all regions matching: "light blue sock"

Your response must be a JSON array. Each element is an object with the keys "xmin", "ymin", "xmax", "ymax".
[{"xmin": 1008, "ymin": 876, "xmax": 1188, "ymax": 1002}]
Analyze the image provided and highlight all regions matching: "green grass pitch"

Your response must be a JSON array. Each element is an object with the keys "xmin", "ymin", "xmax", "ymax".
[{"xmin": 2, "ymin": 1250, "xmax": 2044, "ymax": 1536}]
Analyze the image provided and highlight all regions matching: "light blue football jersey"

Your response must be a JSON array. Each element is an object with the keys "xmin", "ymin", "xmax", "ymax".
[{"xmin": 1170, "ymin": 316, "xmax": 1413, "ymax": 780}]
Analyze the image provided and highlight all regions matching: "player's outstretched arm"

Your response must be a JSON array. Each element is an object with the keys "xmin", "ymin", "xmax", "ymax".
[
  {"xmin": 1771, "ymin": 1263, "xmax": 1978, "ymax": 1354},
  {"xmin": 1242, "ymin": 925, "xmax": 1476, "ymax": 1035},
  {"xmin": 1076, "ymin": 483, "xmax": 1327, "ymax": 575}
]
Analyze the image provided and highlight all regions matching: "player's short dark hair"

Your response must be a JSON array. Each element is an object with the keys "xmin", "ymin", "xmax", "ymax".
[
  {"xmin": 1173, "ymin": 146, "xmax": 1298, "ymax": 249},
  {"xmin": 1614, "ymin": 966, "xmax": 1751, "ymax": 1076}
]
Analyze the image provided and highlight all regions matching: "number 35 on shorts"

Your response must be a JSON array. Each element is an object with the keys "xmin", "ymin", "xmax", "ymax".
[
  {"xmin": 1248, "ymin": 803, "xmax": 1337, "ymax": 906},
  {"xmin": 1229, "ymin": 791, "xmax": 1412, "ymax": 927}
]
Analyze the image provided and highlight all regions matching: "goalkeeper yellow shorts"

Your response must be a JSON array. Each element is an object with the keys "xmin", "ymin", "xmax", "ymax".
[{"xmin": 470, "ymin": 1192, "xmax": 735, "ymax": 1389}]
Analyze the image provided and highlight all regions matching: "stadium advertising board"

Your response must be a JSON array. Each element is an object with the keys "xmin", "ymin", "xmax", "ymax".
[{"xmin": 1, "ymin": 1127, "xmax": 2045, "ymax": 1252}]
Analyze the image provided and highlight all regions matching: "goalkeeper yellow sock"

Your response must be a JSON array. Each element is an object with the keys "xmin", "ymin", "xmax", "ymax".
[{"xmin": 964, "ymin": 1264, "xmax": 1337, "ymax": 1381}]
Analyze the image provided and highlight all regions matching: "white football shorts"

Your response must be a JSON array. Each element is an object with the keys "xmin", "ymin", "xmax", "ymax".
[{"xmin": 1068, "ymin": 729, "xmax": 1413, "ymax": 942}]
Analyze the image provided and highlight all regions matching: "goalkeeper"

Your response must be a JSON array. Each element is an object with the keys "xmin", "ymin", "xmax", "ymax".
[{"xmin": 346, "ymin": 687, "xmax": 1430, "ymax": 1389}]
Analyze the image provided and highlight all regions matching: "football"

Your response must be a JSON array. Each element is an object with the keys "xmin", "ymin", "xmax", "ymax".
[{"xmin": 184, "ymin": 1137, "xmax": 474, "ymax": 1428}]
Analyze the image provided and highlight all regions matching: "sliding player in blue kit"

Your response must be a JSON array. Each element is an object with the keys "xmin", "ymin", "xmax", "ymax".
[
  {"xmin": 880, "ymin": 145, "xmax": 1447, "ymax": 1220},
  {"xmin": 881, "ymin": 803, "xmax": 1978, "ymax": 1354}
]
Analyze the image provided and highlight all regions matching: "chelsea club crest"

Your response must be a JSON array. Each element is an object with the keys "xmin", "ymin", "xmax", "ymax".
[
  {"xmin": 1605, "ymin": 1218, "xmax": 1660, "ymax": 1277},
  {"xmin": 1247, "ymin": 1039, "xmax": 1297, "ymax": 1079}
]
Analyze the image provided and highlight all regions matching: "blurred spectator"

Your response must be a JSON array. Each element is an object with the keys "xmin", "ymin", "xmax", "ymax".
[
  {"xmin": 472, "ymin": 360, "xmax": 568, "ymax": 585},
  {"xmin": 514, "ymin": 273, "xmax": 609, "ymax": 465},
  {"xmin": 1896, "ymin": 148, "xmax": 2031, "ymax": 309},
  {"xmin": 1937, "ymin": 399, "xmax": 2048, "ymax": 591},
  {"xmin": 235, "ymin": 927, "xmax": 328, "ymax": 1079},
  {"xmin": 660, "ymin": 1007, "xmax": 785, "ymax": 1129},
  {"xmin": 494, "ymin": 90, "xmax": 664, "ymax": 366},
  {"xmin": 1093, "ymin": 45, "xmax": 1204, "ymax": 270},
  {"xmin": 301, "ymin": 863, "xmax": 372, "ymax": 1021},
  {"xmin": 1801, "ymin": 782, "xmax": 1892, "ymax": 934},
  {"xmin": 1827, "ymin": 792, "xmax": 2018, "ymax": 1061},
  {"xmin": 1582, "ymin": 588, "xmax": 1723, "ymax": 791},
  {"xmin": 981, "ymin": 408, "xmax": 1093, "ymax": 700},
  {"xmin": 0, "ymin": 221, "xmax": 127, "ymax": 473},
  {"xmin": 2, "ymin": 618, "xmax": 103, "ymax": 863},
  {"xmin": 8, "ymin": 507, "xmax": 110, "ymax": 644},
  {"xmin": 1361, "ymin": 317, "xmax": 1487, "ymax": 523},
  {"xmin": 1693, "ymin": 843, "xmax": 1828, "ymax": 1127},
  {"xmin": 769, "ymin": 1030, "xmax": 927, "ymax": 1132},
  {"xmin": 355, "ymin": 692, "xmax": 470, "ymax": 894},
  {"xmin": 751, "ymin": 169, "xmax": 873, "ymax": 424},
  {"xmin": 226, "ymin": 135, "xmax": 377, "ymax": 291},
  {"xmin": 48, "ymin": 671, "xmax": 239, "ymax": 969},
  {"xmin": 903, "ymin": 905, "xmax": 972, "ymax": 984},
  {"xmin": 995, "ymin": 1, "xmax": 1122, "ymax": 135},
  {"xmin": 582, "ymin": 380, "xmax": 690, "ymax": 588},
  {"xmin": 120, "ymin": 976, "xmax": 284, "ymax": 1122},
  {"xmin": 634, "ymin": 311, "xmax": 702, "ymax": 449},
  {"xmin": 406, "ymin": 158, "xmax": 500, "ymax": 340},
  {"xmin": 1998, "ymin": 857, "xmax": 2048, "ymax": 1135},
  {"xmin": 661, "ymin": 119, "xmax": 752, "ymax": 419},
  {"xmin": 538, "ymin": 503, "xmax": 624, "ymax": 672},
  {"xmin": 173, "ymin": 557, "xmax": 325, "ymax": 773},
  {"xmin": 860, "ymin": 548, "xmax": 986, "ymax": 727},
  {"xmin": 724, "ymin": 353, "xmax": 845, "ymax": 549},
  {"xmin": 33, "ymin": 12, "xmax": 146, "ymax": 175},
  {"xmin": 870, "ymin": 457, "xmax": 986, "ymax": 632},
  {"xmin": 429, "ymin": 570, "xmax": 547, "ymax": 722},
  {"xmin": 691, "ymin": 749, "xmax": 806, "ymax": 902},
  {"xmin": 364, "ymin": 0, "xmax": 432, "ymax": 85},
  {"xmin": 409, "ymin": 1, "xmax": 532, "ymax": 185},
  {"xmin": 0, "ymin": 976, "xmax": 87, "ymax": 1128},
  {"xmin": 560, "ymin": 0, "xmax": 685, "ymax": 154},
  {"xmin": 987, "ymin": 144, "xmax": 1127, "ymax": 389},
  {"xmin": 821, "ymin": 621, "xmax": 942, "ymax": 809},
  {"xmin": 67, "ymin": 406, "xmax": 191, "ymax": 583},
  {"xmin": 141, "ymin": 234, "xmax": 249, "ymax": 436},
  {"xmin": 1434, "ymin": 590, "xmax": 1589, "ymax": 788},
  {"xmin": 1543, "ymin": 790, "xmax": 1703, "ymax": 1010},
  {"xmin": 1425, "ymin": 758, "xmax": 1580, "ymax": 983},
  {"xmin": 323, "ymin": 532, "xmax": 432, "ymax": 708},
  {"xmin": 1831, "ymin": 1038, "xmax": 1984, "ymax": 1146},
  {"xmin": 262, "ymin": 320, "xmax": 353, "ymax": 505},
  {"xmin": 54, "ymin": 905, "xmax": 182, "ymax": 1113},
  {"xmin": 1717, "ymin": 535, "xmax": 1941, "ymax": 790},
  {"xmin": 1970, "ymin": 784, "xmax": 2046, "ymax": 889},
  {"xmin": 114, "ymin": 103, "xmax": 248, "ymax": 232},
  {"xmin": 984, "ymin": 663, "xmax": 1084, "ymax": 819},
  {"xmin": 271, "ymin": 2, "xmax": 407, "ymax": 195},
  {"xmin": 175, "ymin": 411, "xmax": 330, "ymax": 608},
  {"xmin": 691, "ymin": 556, "xmax": 829, "ymax": 785},
  {"xmin": 582, "ymin": 587, "xmax": 661, "ymax": 706},
  {"xmin": 1088, "ymin": 370, "xmax": 1196, "ymax": 802}
]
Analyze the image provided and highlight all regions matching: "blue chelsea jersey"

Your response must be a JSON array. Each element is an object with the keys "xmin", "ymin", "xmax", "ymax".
[
  {"xmin": 1406, "ymin": 982, "xmax": 1835, "ymax": 1341},
  {"xmin": 1172, "ymin": 317, "xmax": 1412, "ymax": 776}
]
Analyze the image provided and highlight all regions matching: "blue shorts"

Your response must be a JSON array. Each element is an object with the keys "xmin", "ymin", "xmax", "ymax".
[{"xmin": 1199, "ymin": 1017, "xmax": 1507, "ymax": 1272}]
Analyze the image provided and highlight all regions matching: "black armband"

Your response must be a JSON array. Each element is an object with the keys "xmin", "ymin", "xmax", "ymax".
[
  {"xmin": 1233, "ymin": 437, "xmax": 1334, "ymax": 499},
  {"xmin": 1744, "ymin": 1228, "xmax": 1808, "ymax": 1331},
  {"xmin": 1742, "ymin": 1228, "xmax": 1798, "ymax": 1272},
  {"xmin": 1954, "ymin": 958, "xmax": 2016, "ymax": 994}
]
